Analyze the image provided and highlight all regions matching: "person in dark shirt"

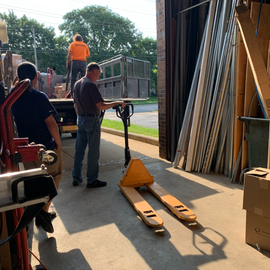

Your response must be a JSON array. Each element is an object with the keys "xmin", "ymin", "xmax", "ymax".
[
  {"xmin": 12, "ymin": 62, "xmax": 63, "ymax": 233},
  {"xmin": 72, "ymin": 62, "xmax": 126, "ymax": 187}
]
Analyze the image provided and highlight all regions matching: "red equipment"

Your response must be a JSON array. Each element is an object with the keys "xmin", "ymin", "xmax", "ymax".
[
  {"xmin": 0, "ymin": 80, "xmax": 32, "ymax": 269},
  {"xmin": 0, "ymin": 80, "xmax": 57, "ymax": 269}
]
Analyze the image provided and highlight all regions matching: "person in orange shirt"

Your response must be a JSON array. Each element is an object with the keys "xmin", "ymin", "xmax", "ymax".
[{"xmin": 66, "ymin": 34, "xmax": 90, "ymax": 97}]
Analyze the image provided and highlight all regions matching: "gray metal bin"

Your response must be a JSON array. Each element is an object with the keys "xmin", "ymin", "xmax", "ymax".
[
  {"xmin": 96, "ymin": 55, "xmax": 150, "ymax": 99},
  {"xmin": 238, "ymin": 116, "xmax": 270, "ymax": 169}
]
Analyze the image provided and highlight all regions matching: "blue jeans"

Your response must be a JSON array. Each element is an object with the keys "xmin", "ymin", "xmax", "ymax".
[
  {"xmin": 71, "ymin": 61, "xmax": 87, "ymax": 94},
  {"xmin": 72, "ymin": 115, "xmax": 101, "ymax": 183}
]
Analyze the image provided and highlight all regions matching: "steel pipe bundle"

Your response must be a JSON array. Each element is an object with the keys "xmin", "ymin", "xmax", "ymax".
[{"xmin": 174, "ymin": 0, "xmax": 241, "ymax": 178}]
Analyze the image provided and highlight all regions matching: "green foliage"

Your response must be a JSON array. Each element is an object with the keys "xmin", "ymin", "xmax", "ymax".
[
  {"xmin": 0, "ymin": 6, "xmax": 157, "ymax": 89},
  {"xmin": 130, "ymin": 96, "xmax": 158, "ymax": 105},
  {"xmin": 59, "ymin": 5, "xmax": 139, "ymax": 63},
  {"xmin": 0, "ymin": 11, "xmax": 67, "ymax": 74},
  {"xmin": 102, "ymin": 119, "xmax": 158, "ymax": 138},
  {"xmin": 129, "ymin": 37, "xmax": 157, "ymax": 91},
  {"xmin": 53, "ymin": 36, "xmax": 70, "ymax": 74}
]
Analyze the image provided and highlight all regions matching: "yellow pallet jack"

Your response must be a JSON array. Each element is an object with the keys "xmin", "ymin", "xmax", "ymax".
[{"xmin": 115, "ymin": 104, "xmax": 197, "ymax": 228}]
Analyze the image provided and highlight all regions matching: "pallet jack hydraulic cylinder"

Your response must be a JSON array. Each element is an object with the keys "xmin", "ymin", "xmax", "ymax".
[{"xmin": 114, "ymin": 103, "xmax": 133, "ymax": 166}]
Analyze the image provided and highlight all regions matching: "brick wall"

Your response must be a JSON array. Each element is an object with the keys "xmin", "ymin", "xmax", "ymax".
[{"xmin": 156, "ymin": 0, "xmax": 167, "ymax": 159}]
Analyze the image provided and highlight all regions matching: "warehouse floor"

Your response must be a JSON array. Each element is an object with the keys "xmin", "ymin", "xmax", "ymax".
[{"xmin": 28, "ymin": 132, "xmax": 270, "ymax": 270}]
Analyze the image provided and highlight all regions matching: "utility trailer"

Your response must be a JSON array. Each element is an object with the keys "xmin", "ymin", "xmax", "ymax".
[{"xmin": 50, "ymin": 55, "xmax": 150, "ymax": 137}]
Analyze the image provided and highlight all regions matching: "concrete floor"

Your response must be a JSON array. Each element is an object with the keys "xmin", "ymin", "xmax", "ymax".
[{"xmin": 28, "ymin": 132, "xmax": 270, "ymax": 270}]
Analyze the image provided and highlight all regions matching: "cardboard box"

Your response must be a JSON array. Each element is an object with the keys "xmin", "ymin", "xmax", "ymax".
[
  {"xmin": 246, "ymin": 211, "xmax": 270, "ymax": 251},
  {"xmin": 54, "ymin": 85, "xmax": 62, "ymax": 94},
  {"xmin": 58, "ymin": 90, "xmax": 68, "ymax": 98},
  {"xmin": 61, "ymin": 83, "xmax": 70, "ymax": 92},
  {"xmin": 244, "ymin": 168, "xmax": 270, "ymax": 252},
  {"xmin": 243, "ymin": 168, "xmax": 270, "ymax": 218}
]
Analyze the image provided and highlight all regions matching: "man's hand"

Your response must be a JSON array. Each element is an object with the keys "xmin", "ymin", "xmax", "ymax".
[
  {"xmin": 96, "ymin": 100, "xmax": 127, "ymax": 111},
  {"xmin": 120, "ymin": 101, "xmax": 126, "ymax": 109},
  {"xmin": 66, "ymin": 62, "xmax": 71, "ymax": 70}
]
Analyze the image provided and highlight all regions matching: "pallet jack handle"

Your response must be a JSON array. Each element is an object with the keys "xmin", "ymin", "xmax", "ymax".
[
  {"xmin": 113, "ymin": 103, "xmax": 133, "ymax": 167},
  {"xmin": 115, "ymin": 103, "xmax": 134, "ymax": 120}
]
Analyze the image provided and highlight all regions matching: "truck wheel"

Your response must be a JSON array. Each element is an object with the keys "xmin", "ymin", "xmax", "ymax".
[{"xmin": 71, "ymin": 133, "xmax": 77, "ymax": 138}]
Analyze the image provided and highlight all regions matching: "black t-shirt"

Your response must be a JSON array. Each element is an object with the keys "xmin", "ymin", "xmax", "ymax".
[
  {"xmin": 73, "ymin": 77, "xmax": 103, "ymax": 115},
  {"xmin": 11, "ymin": 87, "xmax": 57, "ymax": 150}
]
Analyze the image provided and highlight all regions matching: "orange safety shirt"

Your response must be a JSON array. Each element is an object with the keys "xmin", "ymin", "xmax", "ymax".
[{"xmin": 68, "ymin": 41, "xmax": 90, "ymax": 62}]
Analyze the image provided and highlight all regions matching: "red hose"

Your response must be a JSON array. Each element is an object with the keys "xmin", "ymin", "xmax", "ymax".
[{"xmin": 28, "ymin": 249, "xmax": 48, "ymax": 270}]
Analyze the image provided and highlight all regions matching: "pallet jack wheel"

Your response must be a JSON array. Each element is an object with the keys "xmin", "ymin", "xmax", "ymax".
[
  {"xmin": 30, "ymin": 142, "xmax": 47, "ymax": 151},
  {"xmin": 43, "ymin": 150, "xmax": 57, "ymax": 165},
  {"xmin": 37, "ymin": 144, "xmax": 47, "ymax": 151}
]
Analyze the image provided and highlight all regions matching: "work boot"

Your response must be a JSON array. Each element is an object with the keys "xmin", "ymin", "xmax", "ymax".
[
  {"xmin": 86, "ymin": 179, "xmax": 107, "ymax": 188},
  {"xmin": 36, "ymin": 211, "xmax": 56, "ymax": 225},
  {"xmin": 35, "ymin": 209, "xmax": 55, "ymax": 233},
  {"xmin": 72, "ymin": 179, "xmax": 83, "ymax": 186}
]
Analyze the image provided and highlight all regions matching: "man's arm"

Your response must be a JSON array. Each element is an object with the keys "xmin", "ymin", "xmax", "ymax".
[
  {"xmin": 66, "ymin": 51, "xmax": 72, "ymax": 69},
  {"xmin": 96, "ymin": 101, "xmax": 126, "ymax": 111},
  {"xmin": 44, "ymin": 114, "xmax": 61, "ymax": 151}
]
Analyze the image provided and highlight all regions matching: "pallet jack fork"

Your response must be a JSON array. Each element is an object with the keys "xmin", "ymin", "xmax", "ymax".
[{"xmin": 115, "ymin": 104, "xmax": 197, "ymax": 228}]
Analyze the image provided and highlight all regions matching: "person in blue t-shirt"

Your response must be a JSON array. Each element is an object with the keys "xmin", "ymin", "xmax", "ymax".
[{"xmin": 11, "ymin": 62, "xmax": 63, "ymax": 233}]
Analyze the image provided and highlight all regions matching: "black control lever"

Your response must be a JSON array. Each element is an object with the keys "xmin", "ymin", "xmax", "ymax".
[
  {"xmin": 113, "ymin": 103, "xmax": 134, "ymax": 167},
  {"xmin": 113, "ymin": 103, "xmax": 134, "ymax": 121}
]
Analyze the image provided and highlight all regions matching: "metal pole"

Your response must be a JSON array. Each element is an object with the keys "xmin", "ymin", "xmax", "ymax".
[
  {"xmin": 32, "ymin": 26, "xmax": 38, "ymax": 69},
  {"xmin": 176, "ymin": 0, "xmax": 211, "ymax": 15},
  {"xmin": 185, "ymin": 0, "xmax": 217, "ymax": 172}
]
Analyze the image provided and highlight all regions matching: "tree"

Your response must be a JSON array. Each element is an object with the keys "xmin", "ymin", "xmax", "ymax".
[
  {"xmin": 59, "ymin": 5, "xmax": 140, "ymax": 63},
  {"xmin": 0, "ymin": 7, "xmax": 157, "ymax": 90},
  {"xmin": 0, "ymin": 11, "xmax": 67, "ymax": 74},
  {"xmin": 130, "ymin": 37, "xmax": 157, "ymax": 92},
  {"xmin": 59, "ymin": 5, "xmax": 157, "ymax": 92},
  {"xmin": 53, "ymin": 36, "xmax": 70, "ymax": 74}
]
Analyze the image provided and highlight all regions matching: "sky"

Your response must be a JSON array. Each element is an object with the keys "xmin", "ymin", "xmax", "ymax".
[{"xmin": 0, "ymin": 0, "xmax": 157, "ymax": 39}]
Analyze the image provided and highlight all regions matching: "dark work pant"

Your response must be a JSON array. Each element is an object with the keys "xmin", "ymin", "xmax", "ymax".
[{"xmin": 71, "ymin": 61, "xmax": 87, "ymax": 96}]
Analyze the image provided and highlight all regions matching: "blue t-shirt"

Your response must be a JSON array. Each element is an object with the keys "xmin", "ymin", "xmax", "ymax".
[{"xmin": 11, "ymin": 87, "xmax": 57, "ymax": 150}]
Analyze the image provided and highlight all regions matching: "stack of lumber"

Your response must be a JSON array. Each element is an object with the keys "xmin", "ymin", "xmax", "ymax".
[{"xmin": 173, "ymin": 0, "xmax": 270, "ymax": 183}]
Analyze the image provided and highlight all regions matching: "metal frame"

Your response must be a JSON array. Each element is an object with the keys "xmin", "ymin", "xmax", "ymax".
[{"xmin": 97, "ymin": 55, "xmax": 150, "ymax": 100}]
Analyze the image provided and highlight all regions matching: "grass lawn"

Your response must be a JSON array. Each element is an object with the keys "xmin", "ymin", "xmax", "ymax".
[
  {"xmin": 101, "ymin": 119, "xmax": 159, "ymax": 138},
  {"xmin": 129, "ymin": 96, "xmax": 158, "ymax": 105}
]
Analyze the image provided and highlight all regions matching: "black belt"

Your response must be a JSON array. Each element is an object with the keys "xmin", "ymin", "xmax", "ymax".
[{"xmin": 79, "ymin": 113, "xmax": 99, "ymax": 117}]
